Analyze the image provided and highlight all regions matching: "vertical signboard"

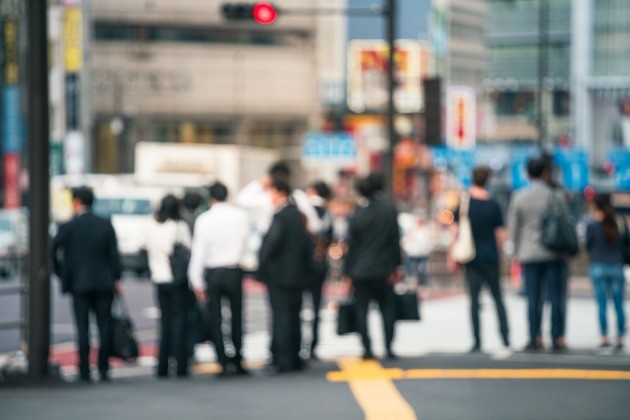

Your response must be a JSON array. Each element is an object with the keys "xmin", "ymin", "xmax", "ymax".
[
  {"xmin": 63, "ymin": 5, "xmax": 84, "ymax": 174},
  {"xmin": 2, "ymin": 7, "xmax": 22, "ymax": 208},
  {"xmin": 347, "ymin": 40, "xmax": 422, "ymax": 113},
  {"xmin": 446, "ymin": 86, "xmax": 476, "ymax": 150}
]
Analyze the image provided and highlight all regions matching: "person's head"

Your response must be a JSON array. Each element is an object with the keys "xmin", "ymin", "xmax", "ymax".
[
  {"xmin": 156, "ymin": 194, "xmax": 181, "ymax": 223},
  {"xmin": 593, "ymin": 192, "xmax": 618, "ymax": 244},
  {"xmin": 71, "ymin": 186, "xmax": 94, "ymax": 212},
  {"xmin": 366, "ymin": 173, "xmax": 385, "ymax": 195},
  {"xmin": 471, "ymin": 165, "xmax": 492, "ymax": 188},
  {"xmin": 208, "ymin": 181, "xmax": 228, "ymax": 203},
  {"xmin": 268, "ymin": 161, "xmax": 291, "ymax": 182},
  {"xmin": 526, "ymin": 157, "xmax": 546, "ymax": 180},
  {"xmin": 619, "ymin": 98, "xmax": 630, "ymax": 116},
  {"xmin": 308, "ymin": 181, "xmax": 332, "ymax": 201},
  {"xmin": 355, "ymin": 176, "xmax": 375, "ymax": 200},
  {"xmin": 182, "ymin": 191, "xmax": 202, "ymax": 212},
  {"xmin": 268, "ymin": 178, "xmax": 291, "ymax": 207}
]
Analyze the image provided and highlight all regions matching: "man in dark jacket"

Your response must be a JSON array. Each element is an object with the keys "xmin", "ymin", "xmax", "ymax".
[
  {"xmin": 343, "ymin": 174, "xmax": 402, "ymax": 360},
  {"xmin": 258, "ymin": 178, "xmax": 313, "ymax": 373},
  {"xmin": 53, "ymin": 186, "xmax": 122, "ymax": 382}
]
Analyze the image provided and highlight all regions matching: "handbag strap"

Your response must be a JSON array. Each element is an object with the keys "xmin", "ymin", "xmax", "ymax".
[
  {"xmin": 460, "ymin": 193, "xmax": 470, "ymax": 218},
  {"xmin": 114, "ymin": 294, "xmax": 130, "ymax": 317}
]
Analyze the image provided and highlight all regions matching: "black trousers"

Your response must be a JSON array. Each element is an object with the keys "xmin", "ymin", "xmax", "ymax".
[
  {"xmin": 353, "ymin": 278, "xmax": 395, "ymax": 355},
  {"xmin": 156, "ymin": 282, "xmax": 189, "ymax": 376},
  {"xmin": 268, "ymin": 285, "xmax": 303, "ymax": 371},
  {"xmin": 464, "ymin": 263, "xmax": 509, "ymax": 347},
  {"xmin": 304, "ymin": 276, "xmax": 325, "ymax": 355},
  {"xmin": 205, "ymin": 267, "xmax": 244, "ymax": 369},
  {"xmin": 72, "ymin": 291, "xmax": 114, "ymax": 380},
  {"xmin": 522, "ymin": 260, "xmax": 565, "ymax": 344}
]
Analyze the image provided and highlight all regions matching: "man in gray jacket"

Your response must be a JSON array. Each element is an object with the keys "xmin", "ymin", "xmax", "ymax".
[{"xmin": 508, "ymin": 157, "xmax": 570, "ymax": 352}]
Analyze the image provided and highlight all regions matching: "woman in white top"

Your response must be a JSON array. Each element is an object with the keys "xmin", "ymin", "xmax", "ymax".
[{"xmin": 145, "ymin": 194, "xmax": 192, "ymax": 378}]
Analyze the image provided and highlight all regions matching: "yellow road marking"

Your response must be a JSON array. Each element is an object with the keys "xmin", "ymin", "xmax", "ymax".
[
  {"xmin": 335, "ymin": 358, "xmax": 417, "ymax": 420},
  {"xmin": 328, "ymin": 367, "xmax": 630, "ymax": 382}
]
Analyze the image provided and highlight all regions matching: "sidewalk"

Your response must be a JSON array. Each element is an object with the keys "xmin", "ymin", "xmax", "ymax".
[{"xmin": 45, "ymin": 283, "xmax": 630, "ymax": 381}]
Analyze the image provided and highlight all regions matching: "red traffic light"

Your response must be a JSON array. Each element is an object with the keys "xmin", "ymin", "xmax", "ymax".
[{"xmin": 253, "ymin": 2, "xmax": 277, "ymax": 25}]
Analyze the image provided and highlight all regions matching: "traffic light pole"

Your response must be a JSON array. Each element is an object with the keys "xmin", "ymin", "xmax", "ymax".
[
  {"xmin": 384, "ymin": 0, "xmax": 396, "ymax": 198},
  {"xmin": 27, "ymin": 0, "xmax": 51, "ymax": 380}
]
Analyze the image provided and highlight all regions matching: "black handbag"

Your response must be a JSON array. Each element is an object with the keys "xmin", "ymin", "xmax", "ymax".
[
  {"xmin": 615, "ymin": 217, "xmax": 630, "ymax": 265},
  {"xmin": 540, "ymin": 193, "xmax": 579, "ymax": 256},
  {"xmin": 393, "ymin": 287, "xmax": 421, "ymax": 321},
  {"xmin": 110, "ymin": 295, "xmax": 139, "ymax": 362},
  {"xmin": 336, "ymin": 299, "xmax": 358, "ymax": 335},
  {"xmin": 170, "ymin": 222, "xmax": 191, "ymax": 285}
]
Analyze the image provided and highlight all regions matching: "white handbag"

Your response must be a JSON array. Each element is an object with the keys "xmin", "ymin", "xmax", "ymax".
[{"xmin": 450, "ymin": 193, "xmax": 476, "ymax": 264}]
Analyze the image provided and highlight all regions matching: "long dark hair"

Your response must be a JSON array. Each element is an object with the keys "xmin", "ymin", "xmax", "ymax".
[
  {"xmin": 156, "ymin": 194, "xmax": 182, "ymax": 223},
  {"xmin": 593, "ymin": 193, "xmax": 617, "ymax": 244}
]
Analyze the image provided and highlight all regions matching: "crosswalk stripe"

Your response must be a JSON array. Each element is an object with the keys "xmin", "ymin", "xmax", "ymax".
[{"xmin": 334, "ymin": 358, "xmax": 417, "ymax": 420}]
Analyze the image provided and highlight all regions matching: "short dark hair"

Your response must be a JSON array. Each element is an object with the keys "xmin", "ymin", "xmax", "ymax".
[
  {"xmin": 310, "ymin": 181, "xmax": 332, "ymax": 200},
  {"xmin": 156, "ymin": 194, "xmax": 181, "ymax": 223},
  {"xmin": 269, "ymin": 161, "xmax": 291, "ymax": 182},
  {"xmin": 526, "ymin": 157, "xmax": 546, "ymax": 179},
  {"xmin": 355, "ymin": 176, "xmax": 375, "ymax": 200},
  {"xmin": 71, "ymin": 186, "xmax": 94, "ymax": 207},
  {"xmin": 366, "ymin": 173, "xmax": 385, "ymax": 194},
  {"xmin": 472, "ymin": 166, "xmax": 491, "ymax": 187},
  {"xmin": 182, "ymin": 191, "xmax": 202, "ymax": 211},
  {"xmin": 270, "ymin": 178, "xmax": 291, "ymax": 196},
  {"xmin": 208, "ymin": 182, "xmax": 228, "ymax": 202}
]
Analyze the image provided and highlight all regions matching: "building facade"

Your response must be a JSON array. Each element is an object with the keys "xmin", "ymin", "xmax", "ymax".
[
  {"xmin": 484, "ymin": 0, "xmax": 572, "ymax": 144},
  {"xmin": 80, "ymin": 0, "xmax": 346, "ymax": 174}
]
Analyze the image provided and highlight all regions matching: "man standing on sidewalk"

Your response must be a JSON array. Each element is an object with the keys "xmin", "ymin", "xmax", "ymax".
[
  {"xmin": 258, "ymin": 178, "xmax": 313, "ymax": 373},
  {"xmin": 53, "ymin": 186, "xmax": 122, "ymax": 382},
  {"xmin": 508, "ymin": 157, "xmax": 571, "ymax": 351},
  {"xmin": 188, "ymin": 182, "xmax": 250, "ymax": 377}
]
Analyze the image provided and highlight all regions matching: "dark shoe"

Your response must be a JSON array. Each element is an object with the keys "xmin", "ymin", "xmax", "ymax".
[
  {"xmin": 468, "ymin": 345, "xmax": 481, "ymax": 354},
  {"xmin": 614, "ymin": 343, "xmax": 624, "ymax": 353},
  {"xmin": 362, "ymin": 351, "xmax": 375, "ymax": 360},
  {"xmin": 552, "ymin": 341, "xmax": 567, "ymax": 352},
  {"xmin": 523, "ymin": 342, "xmax": 543, "ymax": 353},
  {"xmin": 385, "ymin": 351, "xmax": 399, "ymax": 360},
  {"xmin": 235, "ymin": 364, "xmax": 250, "ymax": 376},
  {"xmin": 99, "ymin": 372, "xmax": 110, "ymax": 382}
]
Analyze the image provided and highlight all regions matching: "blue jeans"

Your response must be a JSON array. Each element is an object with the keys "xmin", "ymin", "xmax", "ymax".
[
  {"xmin": 522, "ymin": 260, "xmax": 564, "ymax": 344},
  {"xmin": 589, "ymin": 263, "xmax": 626, "ymax": 338}
]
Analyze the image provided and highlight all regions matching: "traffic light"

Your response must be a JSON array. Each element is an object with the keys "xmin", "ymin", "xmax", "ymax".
[
  {"xmin": 221, "ymin": 2, "xmax": 278, "ymax": 25},
  {"xmin": 423, "ymin": 78, "xmax": 442, "ymax": 145}
]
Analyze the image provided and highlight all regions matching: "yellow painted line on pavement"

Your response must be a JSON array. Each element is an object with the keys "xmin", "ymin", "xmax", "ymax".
[
  {"xmin": 328, "ymin": 367, "xmax": 630, "ymax": 382},
  {"xmin": 332, "ymin": 358, "xmax": 417, "ymax": 420}
]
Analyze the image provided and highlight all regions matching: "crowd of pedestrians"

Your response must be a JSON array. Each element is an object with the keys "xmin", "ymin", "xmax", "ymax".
[{"xmin": 52, "ymin": 157, "xmax": 628, "ymax": 382}]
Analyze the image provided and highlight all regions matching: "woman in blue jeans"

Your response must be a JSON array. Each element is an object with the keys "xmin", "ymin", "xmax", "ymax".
[{"xmin": 586, "ymin": 193, "xmax": 626, "ymax": 351}]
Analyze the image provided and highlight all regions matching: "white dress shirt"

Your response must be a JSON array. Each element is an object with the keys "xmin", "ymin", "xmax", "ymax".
[
  {"xmin": 187, "ymin": 202, "xmax": 250, "ymax": 291},
  {"xmin": 145, "ymin": 219, "xmax": 191, "ymax": 284}
]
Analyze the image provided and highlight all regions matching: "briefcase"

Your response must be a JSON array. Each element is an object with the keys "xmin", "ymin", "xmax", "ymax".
[
  {"xmin": 110, "ymin": 295, "xmax": 139, "ymax": 362},
  {"xmin": 393, "ymin": 286, "xmax": 421, "ymax": 322},
  {"xmin": 336, "ymin": 299, "xmax": 358, "ymax": 335}
]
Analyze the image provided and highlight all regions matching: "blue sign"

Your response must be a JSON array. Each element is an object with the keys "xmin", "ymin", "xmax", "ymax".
[
  {"xmin": 553, "ymin": 149, "xmax": 589, "ymax": 192},
  {"xmin": 510, "ymin": 148, "xmax": 538, "ymax": 190},
  {"xmin": 2, "ymin": 86, "xmax": 22, "ymax": 153},
  {"xmin": 608, "ymin": 150, "xmax": 630, "ymax": 191},
  {"xmin": 302, "ymin": 132, "xmax": 357, "ymax": 161},
  {"xmin": 430, "ymin": 146, "xmax": 475, "ymax": 187}
]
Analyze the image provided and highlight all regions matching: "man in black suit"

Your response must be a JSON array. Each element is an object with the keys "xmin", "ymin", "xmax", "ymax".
[
  {"xmin": 53, "ymin": 186, "xmax": 122, "ymax": 382},
  {"xmin": 343, "ymin": 174, "xmax": 402, "ymax": 360},
  {"xmin": 258, "ymin": 178, "xmax": 313, "ymax": 373}
]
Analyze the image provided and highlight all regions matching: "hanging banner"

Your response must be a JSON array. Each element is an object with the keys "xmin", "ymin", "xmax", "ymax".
[
  {"xmin": 446, "ymin": 86, "xmax": 476, "ymax": 150},
  {"xmin": 63, "ymin": 7, "xmax": 83, "ymax": 72}
]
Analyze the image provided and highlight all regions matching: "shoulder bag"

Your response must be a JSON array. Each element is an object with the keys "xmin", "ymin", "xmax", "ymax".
[
  {"xmin": 110, "ymin": 295, "xmax": 139, "ymax": 362},
  {"xmin": 450, "ymin": 193, "xmax": 476, "ymax": 264},
  {"xmin": 170, "ymin": 221, "xmax": 191, "ymax": 285},
  {"xmin": 540, "ymin": 192, "xmax": 579, "ymax": 256},
  {"xmin": 615, "ymin": 216, "xmax": 630, "ymax": 265}
]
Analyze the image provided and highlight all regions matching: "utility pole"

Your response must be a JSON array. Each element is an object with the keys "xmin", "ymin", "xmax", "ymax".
[
  {"xmin": 537, "ymin": 0, "xmax": 549, "ymax": 151},
  {"xmin": 384, "ymin": 0, "xmax": 397, "ymax": 197},
  {"xmin": 27, "ymin": 0, "xmax": 51, "ymax": 380}
]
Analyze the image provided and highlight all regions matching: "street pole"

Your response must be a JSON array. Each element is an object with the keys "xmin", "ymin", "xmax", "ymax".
[
  {"xmin": 385, "ymin": 0, "xmax": 396, "ymax": 197},
  {"xmin": 537, "ymin": 0, "xmax": 549, "ymax": 151},
  {"xmin": 27, "ymin": 0, "xmax": 51, "ymax": 380}
]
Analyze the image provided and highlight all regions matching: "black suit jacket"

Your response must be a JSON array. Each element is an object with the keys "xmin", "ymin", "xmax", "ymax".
[
  {"xmin": 258, "ymin": 204, "xmax": 312, "ymax": 290},
  {"xmin": 53, "ymin": 212, "xmax": 122, "ymax": 295},
  {"xmin": 344, "ymin": 197, "xmax": 402, "ymax": 281}
]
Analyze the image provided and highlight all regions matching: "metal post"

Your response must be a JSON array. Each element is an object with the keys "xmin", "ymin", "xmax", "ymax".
[
  {"xmin": 537, "ymin": 0, "xmax": 549, "ymax": 150},
  {"xmin": 384, "ymin": 0, "xmax": 397, "ymax": 197},
  {"xmin": 27, "ymin": 0, "xmax": 51, "ymax": 380}
]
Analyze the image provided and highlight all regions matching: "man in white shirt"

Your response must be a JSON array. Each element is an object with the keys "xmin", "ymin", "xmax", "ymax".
[{"xmin": 188, "ymin": 182, "xmax": 250, "ymax": 377}]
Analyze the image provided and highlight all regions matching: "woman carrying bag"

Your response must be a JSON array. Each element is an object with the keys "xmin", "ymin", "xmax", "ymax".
[{"xmin": 145, "ymin": 194, "xmax": 192, "ymax": 378}]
